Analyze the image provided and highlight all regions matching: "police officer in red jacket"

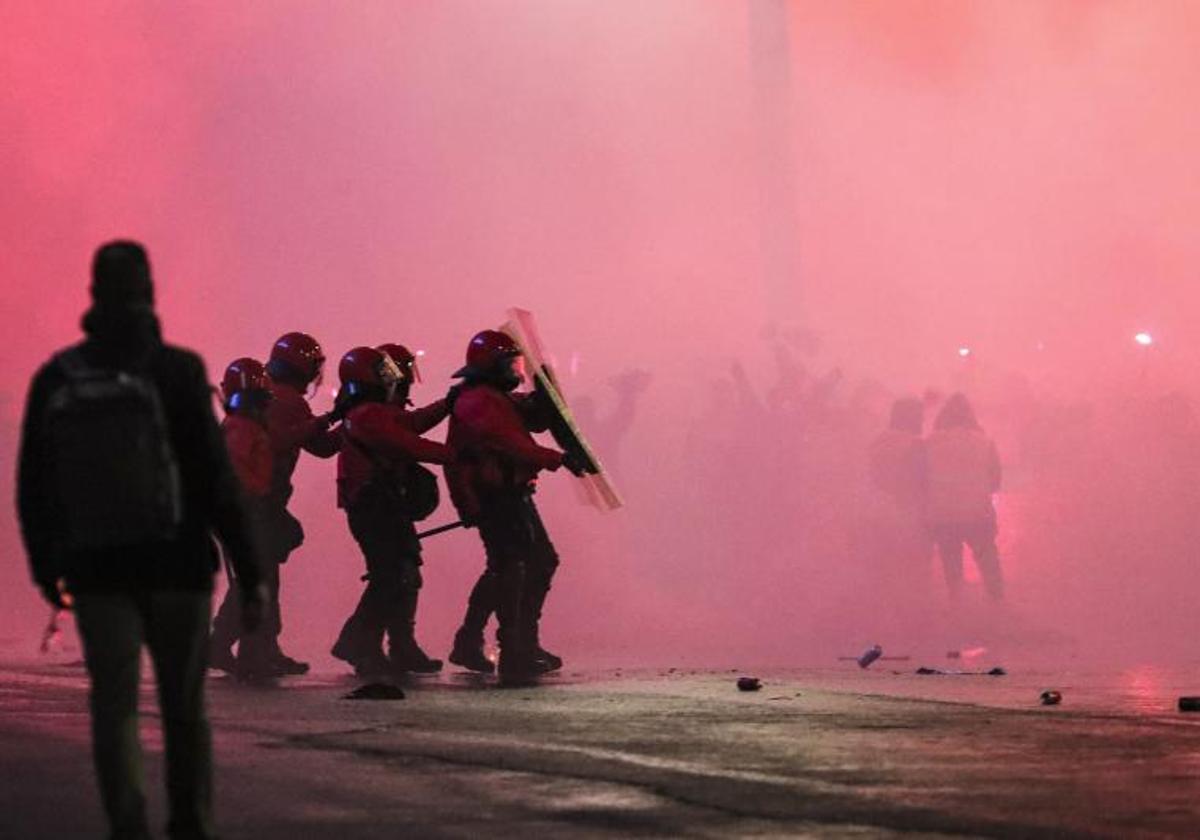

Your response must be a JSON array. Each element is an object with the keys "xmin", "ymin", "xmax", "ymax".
[
  {"xmin": 330, "ymin": 345, "xmax": 454, "ymax": 677},
  {"xmin": 209, "ymin": 359, "xmax": 280, "ymax": 677},
  {"xmin": 255, "ymin": 332, "xmax": 340, "ymax": 674},
  {"xmin": 444, "ymin": 331, "xmax": 587, "ymax": 684},
  {"xmin": 218, "ymin": 359, "xmax": 274, "ymax": 499}
]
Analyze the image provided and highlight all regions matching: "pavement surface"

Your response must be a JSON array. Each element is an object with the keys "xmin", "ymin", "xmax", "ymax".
[{"xmin": 3, "ymin": 657, "xmax": 1200, "ymax": 839}]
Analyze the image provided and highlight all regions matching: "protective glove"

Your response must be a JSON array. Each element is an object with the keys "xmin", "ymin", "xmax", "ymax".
[
  {"xmin": 38, "ymin": 579, "xmax": 68, "ymax": 610},
  {"xmin": 532, "ymin": 367, "xmax": 557, "ymax": 406},
  {"xmin": 562, "ymin": 449, "xmax": 593, "ymax": 477},
  {"xmin": 239, "ymin": 582, "xmax": 270, "ymax": 633}
]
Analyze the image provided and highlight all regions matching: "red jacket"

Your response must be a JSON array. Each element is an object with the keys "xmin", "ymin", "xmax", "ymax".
[
  {"xmin": 444, "ymin": 384, "xmax": 563, "ymax": 519},
  {"xmin": 265, "ymin": 379, "xmax": 339, "ymax": 502},
  {"xmin": 221, "ymin": 414, "xmax": 273, "ymax": 499},
  {"xmin": 338, "ymin": 399, "xmax": 453, "ymax": 509}
]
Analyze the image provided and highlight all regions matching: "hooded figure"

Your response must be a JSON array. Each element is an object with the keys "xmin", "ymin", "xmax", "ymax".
[{"xmin": 16, "ymin": 240, "xmax": 263, "ymax": 839}]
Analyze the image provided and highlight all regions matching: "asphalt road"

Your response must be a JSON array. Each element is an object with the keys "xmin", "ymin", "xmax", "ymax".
[{"xmin": 3, "ymin": 660, "xmax": 1199, "ymax": 838}]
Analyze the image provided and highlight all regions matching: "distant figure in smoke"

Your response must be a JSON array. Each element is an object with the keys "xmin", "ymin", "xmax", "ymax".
[
  {"xmin": 444, "ymin": 331, "xmax": 587, "ymax": 685},
  {"xmin": 924, "ymin": 393, "xmax": 1004, "ymax": 600},
  {"xmin": 330, "ymin": 344, "xmax": 453, "ymax": 677},
  {"xmin": 16, "ymin": 241, "xmax": 263, "ymax": 839},
  {"xmin": 865, "ymin": 398, "xmax": 930, "ymax": 589},
  {"xmin": 209, "ymin": 331, "xmax": 338, "ymax": 677},
  {"xmin": 869, "ymin": 398, "xmax": 926, "ymax": 504},
  {"xmin": 571, "ymin": 368, "xmax": 651, "ymax": 478}
]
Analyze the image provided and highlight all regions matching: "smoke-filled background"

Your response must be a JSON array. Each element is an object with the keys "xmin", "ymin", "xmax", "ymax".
[{"xmin": 4, "ymin": 1, "xmax": 1200, "ymax": 667}]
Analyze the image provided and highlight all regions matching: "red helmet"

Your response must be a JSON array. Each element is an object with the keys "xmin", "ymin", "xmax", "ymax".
[
  {"xmin": 338, "ymin": 346, "xmax": 403, "ymax": 389},
  {"xmin": 377, "ymin": 343, "xmax": 421, "ymax": 383},
  {"xmin": 220, "ymin": 357, "xmax": 269, "ymax": 404},
  {"xmin": 454, "ymin": 330, "xmax": 521, "ymax": 378},
  {"xmin": 268, "ymin": 332, "xmax": 325, "ymax": 385}
]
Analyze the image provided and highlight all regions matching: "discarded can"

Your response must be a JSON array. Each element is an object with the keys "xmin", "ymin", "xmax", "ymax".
[
  {"xmin": 737, "ymin": 677, "xmax": 762, "ymax": 692},
  {"xmin": 1178, "ymin": 697, "xmax": 1200, "ymax": 712},
  {"xmin": 857, "ymin": 645, "xmax": 883, "ymax": 669},
  {"xmin": 1040, "ymin": 690, "xmax": 1062, "ymax": 706}
]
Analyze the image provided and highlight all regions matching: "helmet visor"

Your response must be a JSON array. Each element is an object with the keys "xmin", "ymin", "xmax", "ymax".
[{"xmin": 378, "ymin": 354, "xmax": 404, "ymax": 402}]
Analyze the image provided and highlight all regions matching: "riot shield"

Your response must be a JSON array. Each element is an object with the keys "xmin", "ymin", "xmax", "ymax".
[{"xmin": 500, "ymin": 308, "xmax": 623, "ymax": 511}]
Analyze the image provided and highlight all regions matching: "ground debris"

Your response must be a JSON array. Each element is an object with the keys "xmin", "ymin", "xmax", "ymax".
[
  {"xmin": 916, "ymin": 666, "xmax": 1007, "ymax": 677},
  {"xmin": 342, "ymin": 682, "xmax": 406, "ymax": 701}
]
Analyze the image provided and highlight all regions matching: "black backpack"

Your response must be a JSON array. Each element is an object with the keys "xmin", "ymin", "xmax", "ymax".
[
  {"xmin": 402, "ymin": 463, "xmax": 440, "ymax": 522},
  {"xmin": 347, "ymin": 431, "xmax": 440, "ymax": 522},
  {"xmin": 43, "ymin": 348, "xmax": 184, "ymax": 552}
]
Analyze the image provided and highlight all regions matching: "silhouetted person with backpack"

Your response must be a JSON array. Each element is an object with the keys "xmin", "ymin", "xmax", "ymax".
[{"xmin": 16, "ymin": 241, "xmax": 264, "ymax": 840}]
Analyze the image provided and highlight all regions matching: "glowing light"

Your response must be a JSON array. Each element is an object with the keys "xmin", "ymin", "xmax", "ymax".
[
  {"xmin": 1134, "ymin": 332, "xmax": 1153, "ymax": 347},
  {"xmin": 415, "ymin": 349, "xmax": 426, "ymax": 357},
  {"xmin": 958, "ymin": 347, "xmax": 971, "ymax": 358}
]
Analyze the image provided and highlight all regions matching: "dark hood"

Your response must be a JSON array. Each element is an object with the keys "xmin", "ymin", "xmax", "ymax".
[{"xmin": 80, "ymin": 303, "xmax": 163, "ymax": 368}]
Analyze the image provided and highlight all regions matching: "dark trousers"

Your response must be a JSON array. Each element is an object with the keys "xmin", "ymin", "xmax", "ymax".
[
  {"xmin": 210, "ymin": 551, "xmax": 282, "ymax": 664},
  {"xmin": 333, "ymin": 488, "xmax": 424, "ymax": 662},
  {"xmin": 930, "ymin": 515, "xmax": 1004, "ymax": 600},
  {"xmin": 211, "ymin": 505, "xmax": 296, "ymax": 662},
  {"xmin": 74, "ymin": 590, "xmax": 214, "ymax": 840},
  {"xmin": 457, "ymin": 494, "xmax": 559, "ymax": 658}
]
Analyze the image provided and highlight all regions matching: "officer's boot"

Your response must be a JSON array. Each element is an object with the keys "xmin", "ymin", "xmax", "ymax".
[
  {"xmin": 523, "ymin": 565, "xmax": 563, "ymax": 673},
  {"xmin": 496, "ymin": 563, "xmax": 537, "ymax": 687},
  {"xmin": 389, "ymin": 588, "xmax": 442, "ymax": 674},
  {"xmin": 208, "ymin": 585, "xmax": 241, "ymax": 673},
  {"xmin": 448, "ymin": 629, "xmax": 494, "ymax": 674},
  {"xmin": 332, "ymin": 599, "xmax": 390, "ymax": 678},
  {"xmin": 448, "ymin": 571, "xmax": 499, "ymax": 673}
]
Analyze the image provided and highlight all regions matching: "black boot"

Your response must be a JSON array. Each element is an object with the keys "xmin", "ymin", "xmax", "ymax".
[
  {"xmin": 388, "ymin": 586, "xmax": 442, "ymax": 674},
  {"xmin": 269, "ymin": 650, "xmax": 310, "ymax": 676},
  {"xmin": 448, "ymin": 629, "xmax": 494, "ymax": 674},
  {"xmin": 332, "ymin": 637, "xmax": 390, "ymax": 678},
  {"xmin": 208, "ymin": 639, "xmax": 237, "ymax": 674},
  {"xmin": 533, "ymin": 646, "xmax": 563, "ymax": 673},
  {"xmin": 234, "ymin": 650, "xmax": 286, "ymax": 681},
  {"xmin": 391, "ymin": 641, "xmax": 443, "ymax": 674},
  {"xmin": 497, "ymin": 643, "xmax": 538, "ymax": 688}
]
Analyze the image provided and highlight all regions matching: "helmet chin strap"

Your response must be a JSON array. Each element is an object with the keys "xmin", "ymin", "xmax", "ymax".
[
  {"xmin": 305, "ymin": 366, "xmax": 324, "ymax": 400},
  {"xmin": 394, "ymin": 382, "xmax": 413, "ymax": 406},
  {"xmin": 496, "ymin": 355, "xmax": 523, "ymax": 391}
]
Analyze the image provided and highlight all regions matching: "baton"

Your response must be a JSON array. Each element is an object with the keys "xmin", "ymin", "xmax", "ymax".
[{"xmin": 417, "ymin": 520, "xmax": 466, "ymax": 540}]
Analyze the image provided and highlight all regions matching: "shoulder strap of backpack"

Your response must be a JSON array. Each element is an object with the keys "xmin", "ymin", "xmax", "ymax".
[{"xmin": 54, "ymin": 347, "xmax": 91, "ymax": 381}]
